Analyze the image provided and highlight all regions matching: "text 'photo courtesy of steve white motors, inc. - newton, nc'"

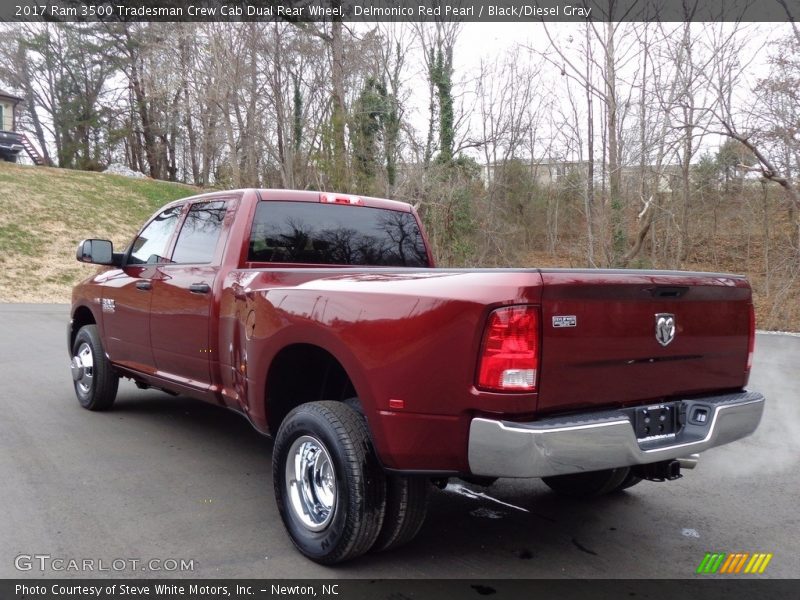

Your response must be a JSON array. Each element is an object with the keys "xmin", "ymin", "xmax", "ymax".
[
  {"xmin": 15, "ymin": 582, "xmax": 340, "ymax": 598},
  {"xmin": 12, "ymin": 2, "xmax": 592, "ymax": 20}
]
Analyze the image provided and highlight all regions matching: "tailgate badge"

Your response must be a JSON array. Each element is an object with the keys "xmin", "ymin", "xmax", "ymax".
[
  {"xmin": 655, "ymin": 313, "xmax": 676, "ymax": 346},
  {"xmin": 552, "ymin": 315, "xmax": 577, "ymax": 328}
]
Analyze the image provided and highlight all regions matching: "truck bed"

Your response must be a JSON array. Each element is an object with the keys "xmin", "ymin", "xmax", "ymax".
[{"xmin": 218, "ymin": 265, "xmax": 752, "ymax": 472}]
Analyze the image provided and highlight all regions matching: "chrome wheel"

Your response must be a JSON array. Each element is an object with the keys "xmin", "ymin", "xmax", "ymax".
[
  {"xmin": 70, "ymin": 324, "xmax": 118, "ymax": 411},
  {"xmin": 72, "ymin": 342, "xmax": 94, "ymax": 394},
  {"xmin": 285, "ymin": 435, "xmax": 337, "ymax": 532}
]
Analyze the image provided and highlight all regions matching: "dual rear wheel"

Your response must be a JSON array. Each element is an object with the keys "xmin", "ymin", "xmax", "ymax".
[
  {"xmin": 271, "ymin": 400, "xmax": 643, "ymax": 565},
  {"xmin": 272, "ymin": 401, "xmax": 430, "ymax": 564}
]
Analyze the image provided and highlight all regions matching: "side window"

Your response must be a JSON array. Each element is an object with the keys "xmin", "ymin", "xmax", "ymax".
[
  {"xmin": 128, "ymin": 206, "xmax": 182, "ymax": 265},
  {"xmin": 171, "ymin": 201, "xmax": 227, "ymax": 264}
]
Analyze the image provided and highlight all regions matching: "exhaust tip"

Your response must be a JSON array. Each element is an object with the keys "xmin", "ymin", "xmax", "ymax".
[{"xmin": 678, "ymin": 454, "xmax": 700, "ymax": 470}]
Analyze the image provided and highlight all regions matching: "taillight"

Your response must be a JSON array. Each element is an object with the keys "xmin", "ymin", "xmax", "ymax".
[
  {"xmin": 477, "ymin": 305, "xmax": 539, "ymax": 392},
  {"xmin": 745, "ymin": 302, "xmax": 755, "ymax": 382}
]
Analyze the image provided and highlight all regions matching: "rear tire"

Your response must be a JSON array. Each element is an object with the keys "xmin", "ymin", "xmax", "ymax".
[
  {"xmin": 542, "ymin": 467, "xmax": 631, "ymax": 498},
  {"xmin": 273, "ymin": 401, "xmax": 386, "ymax": 564},
  {"xmin": 71, "ymin": 324, "xmax": 118, "ymax": 411},
  {"xmin": 613, "ymin": 470, "xmax": 642, "ymax": 492},
  {"xmin": 372, "ymin": 475, "xmax": 430, "ymax": 552},
  {"xmin": 342, "ymin": 396, "xmax": 430, "ymax": 552}
]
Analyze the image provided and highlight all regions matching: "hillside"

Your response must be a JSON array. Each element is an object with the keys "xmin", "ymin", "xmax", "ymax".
[
  {"xmin": 1, "ymin": 161, "xmax": 796, "ymax": 332},
  {"xmin": 0, "ymin": 162, "xmax": 196, "ymax": 302}
]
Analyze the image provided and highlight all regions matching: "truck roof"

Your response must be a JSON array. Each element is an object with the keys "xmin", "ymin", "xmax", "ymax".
[
  {"xmin": 157, "ymin": 188, "xmax": 415, "ymax": 213},
  {"xmin": 257, "ymin": 189, "xmax": 414, "ymax": 213}
]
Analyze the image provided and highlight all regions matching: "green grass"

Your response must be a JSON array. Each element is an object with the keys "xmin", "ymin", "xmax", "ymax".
[
  {"xmin": 110, "ymin": 173, "xmax": 194, "ymax": 203},
  {"xmin": 0, "ymin": 161, "xmax": 198, "ymax": 302},
  {"xmin": 0, "ymin": 223, "xmax": 41, "ymax": 257}
]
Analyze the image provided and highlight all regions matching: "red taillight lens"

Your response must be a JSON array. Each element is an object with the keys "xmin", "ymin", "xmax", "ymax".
[
  {"xmin": 746, "ymin": 303, "xmax": 755, "ymax": 380},
  {"xmin": 477, "ymin": 305, "xmax": 539, "ymax": 392}
]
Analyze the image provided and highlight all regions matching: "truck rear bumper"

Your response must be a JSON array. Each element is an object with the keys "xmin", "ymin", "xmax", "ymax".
[{"xmin": 467, "ymin": 391, "xmax": 765, "ymax": 478}]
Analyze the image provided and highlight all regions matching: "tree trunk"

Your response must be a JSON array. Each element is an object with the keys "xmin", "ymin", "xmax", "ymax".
[
  {"xmin": 605, "ymin": 20, "xmax": 625, "ymax": 266},
  {"xmin": 179, "ymin": 32, "xmax": 200, "ymax": 184},
  {"xmin": 125, "ymin": 28, "xmax": 161, "ymax": 179},
  {"xmin": 222, "ymin": 89, "xmax": 241, "ymax": 187},
  {"xmin": 242, "ymin": 23, "xmax": 259, "ymax": 187},
  {"xmin": 584, "ymin": 24, "xmax": 596, "ymax": 267},
  {"xmin": 330, "ymin": 18, "xmax": 347, "ymax": 191}
]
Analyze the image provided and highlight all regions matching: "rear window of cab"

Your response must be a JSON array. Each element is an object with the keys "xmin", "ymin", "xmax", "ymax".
[{"xmin": 248, "ymin": 201, "xmax": 429, "ymax": 267}]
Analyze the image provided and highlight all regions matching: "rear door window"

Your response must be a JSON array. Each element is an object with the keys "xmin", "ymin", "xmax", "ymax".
[
  {"xmin": 171, "ymin": 201, "xmax": 227, "ymax": 264},
  {"xmin": 248, "ymin": 201, "xmax": 429, "ymax": 267}
]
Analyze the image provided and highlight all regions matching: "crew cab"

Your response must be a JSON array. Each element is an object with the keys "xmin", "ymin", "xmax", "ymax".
[{"xmin": 69, "ymin": 189, "xmax": 765, "ymax": 563}]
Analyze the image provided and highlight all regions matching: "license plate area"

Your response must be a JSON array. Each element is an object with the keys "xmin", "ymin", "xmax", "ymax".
[{"xmin": 633, "ymin": 403, "xmax": 679, "ymax": 439}]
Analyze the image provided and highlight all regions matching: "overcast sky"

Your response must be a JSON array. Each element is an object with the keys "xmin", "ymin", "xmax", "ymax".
[{"xmin": 379, "ymin": 20, "xmax": 780, "ymax": 162}]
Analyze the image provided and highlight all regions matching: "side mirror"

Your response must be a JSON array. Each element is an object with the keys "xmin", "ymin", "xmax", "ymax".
[{"xmin": 76, "ymin": 239, "xmax": 115, "ymax": 265}]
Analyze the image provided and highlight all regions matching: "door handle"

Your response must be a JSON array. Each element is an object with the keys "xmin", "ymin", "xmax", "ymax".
[
  {"xmin": 136, "ymin": 280, "xmax": 152, "ymax": 291},
  {"xmin": 189, "ymin": 283, "xmax": 211, "ymax": 294}
]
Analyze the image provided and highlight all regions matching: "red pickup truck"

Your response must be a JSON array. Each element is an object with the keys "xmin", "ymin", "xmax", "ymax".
[{"xmin": 70, "ymin": 189, "xmax": 764, "ymax": 563}]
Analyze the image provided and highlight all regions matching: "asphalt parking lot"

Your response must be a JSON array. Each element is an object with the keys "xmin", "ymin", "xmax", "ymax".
[{"xmin": 1, "ymin": 304, "xmax": 798, "ymax": 579}]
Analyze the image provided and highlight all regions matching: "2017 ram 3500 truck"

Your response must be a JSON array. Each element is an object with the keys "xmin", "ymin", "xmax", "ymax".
[{"xmin": 70, "ymin": 189, "xmax": 764, "ymax": 564}]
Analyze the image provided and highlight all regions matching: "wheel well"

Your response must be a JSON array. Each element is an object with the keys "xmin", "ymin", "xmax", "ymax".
[
  {"xmin": 265, "ymin": 344, "xmax": 357, "ymax": 435},
  {"xmin": 70, "ymin": 306, "xmax": 96, "ymax": 350}
]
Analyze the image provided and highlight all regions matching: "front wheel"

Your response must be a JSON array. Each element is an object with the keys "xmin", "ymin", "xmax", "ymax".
[
  {"xmin": 273, "ymin": 401, "xmax": 386, "ymax": 564},
  {"xmin": 70, "ymin": 324, "xmax": 118, "ymax": 411}
]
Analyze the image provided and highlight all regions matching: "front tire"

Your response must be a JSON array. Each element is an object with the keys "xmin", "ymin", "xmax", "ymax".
[
  {"xmin": 273, "ymin": 401, "xmax": 386, "ymax": 564},
  {"xmin": 70, "ymin": 324, "xmax": 118, "ymax": 411}
]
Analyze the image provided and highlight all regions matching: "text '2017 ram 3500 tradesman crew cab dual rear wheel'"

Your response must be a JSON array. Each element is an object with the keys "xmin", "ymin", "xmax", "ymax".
[{"xmin": 69, "ymin": 189, "xmax": 764, "ymax": 564}]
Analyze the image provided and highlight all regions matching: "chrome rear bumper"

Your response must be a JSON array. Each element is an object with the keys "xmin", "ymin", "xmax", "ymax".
[{"xmin": 468, "ymin": 391, "xmax": 765, "ymax": 478}]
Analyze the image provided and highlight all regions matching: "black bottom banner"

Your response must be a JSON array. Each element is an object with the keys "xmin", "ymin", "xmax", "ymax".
[{"xmin": 3, "ymin": 579, "xmax": 798, "ymax": 600}]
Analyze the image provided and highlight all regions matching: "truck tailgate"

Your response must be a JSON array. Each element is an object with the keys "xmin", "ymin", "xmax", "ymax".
[{"xmin": 537, "ymin": 270, "xmax": 752, "ymax": 414}]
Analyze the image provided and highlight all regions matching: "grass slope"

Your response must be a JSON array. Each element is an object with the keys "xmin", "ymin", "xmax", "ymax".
[{"xmin": 0, "ymin": 162, "xmax": 197, "ymax": 302}]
